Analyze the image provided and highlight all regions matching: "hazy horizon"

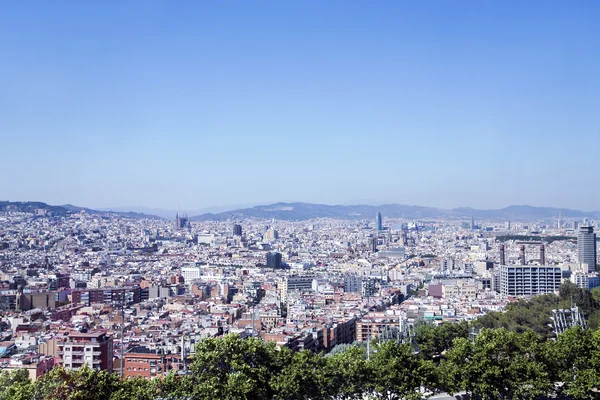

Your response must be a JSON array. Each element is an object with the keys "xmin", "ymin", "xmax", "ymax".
[
  {"xmin": 2, "ymin": 1, "xmax": 599, "ymax": 210},
  {"xmin": 2, "ymin": 199, "xmax": 600, "ymax": 217}
]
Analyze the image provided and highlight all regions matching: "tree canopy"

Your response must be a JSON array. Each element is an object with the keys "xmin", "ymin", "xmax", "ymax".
[{"xmin": 476, "ymin": 282, "xmax": 600, "ymax": 337}]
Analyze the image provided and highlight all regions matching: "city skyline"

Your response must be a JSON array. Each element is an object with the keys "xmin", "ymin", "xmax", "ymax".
[
  {"xmin": 2, "ymin": 1, "xmax": 600, "ymax": 210},
  {"xmin": 2, "ymin": 1, "xmax": 600, "ymax": 396}
]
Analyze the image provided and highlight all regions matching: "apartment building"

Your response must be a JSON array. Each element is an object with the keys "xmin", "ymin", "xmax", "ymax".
[
  {"xmin": 499, "ymin": 265, "xmax": 562, "ymax": 296},
  {"xmin": 56, "ymin": 331, "xmax": 113, "ymax": 372},
  {"xmin": 71, "ymin": 286, "xmax": 141, "ymax": 306},
  {"xmin": 278, "ymin": 275, "xmax": 314, "ymax": 303},
  {"xmin": 123, "ymin": 350, "xmax": 184, "ymax": 380}
]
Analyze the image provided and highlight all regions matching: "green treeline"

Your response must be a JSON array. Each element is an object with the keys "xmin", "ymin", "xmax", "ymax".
[
  {"xmin": 2, "ymin": 327, "xmax": 600, "ymax": 400},
  {"xmin": 3, "ymin": 283, "xmax": 600, "ymax": 400},
  {"xmin": 476, "ymin": 282, "xmax": 600, "ymax": 338}
]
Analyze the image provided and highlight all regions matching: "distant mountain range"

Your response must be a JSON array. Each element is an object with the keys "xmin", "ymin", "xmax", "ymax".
[
  {"xmin": 189, "ymin": 202, "xmax": 600, "ymax": 222},
  {"xmin": 2, "ymin": 201, "xmax": 598, "ymax": 222},
  {"xmin": 97, "ymin": 204, "xmax": 254, "ymax": 219},
  {"xmin": 0, "ymin": 201, "xmax": 163, "ymax": 220},
  {"xmin": 61, "ymin": 204, "xmax": 163, "ymax": 219}
]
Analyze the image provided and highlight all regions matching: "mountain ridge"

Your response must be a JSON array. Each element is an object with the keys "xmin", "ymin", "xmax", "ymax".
[
  {"xmin": 2, "ymin": 201, "xmax": 598, "ymax": 222},
  {"xmin": 0, "ymin": 201, "xmax": 163, "ymax": 219},
  {"xmin": 190, "ymin": 202, "xmax": 600, "ymax": 222}
]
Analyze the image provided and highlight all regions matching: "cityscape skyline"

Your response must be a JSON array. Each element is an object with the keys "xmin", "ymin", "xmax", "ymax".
[
  {"xmin": 1, "ymin": 191, "xmax": 598, "ymax": 389},
  {"xmin": 2, "ymin": 1, "xmax": 600, "ymax": 210},
  {"xmin": 3, "ymin": 1, "xmax": 600, "ymax": 397}
]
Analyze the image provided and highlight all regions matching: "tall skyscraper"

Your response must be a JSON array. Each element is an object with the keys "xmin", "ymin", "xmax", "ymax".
[
  {"xmin": 578, "ymin": 226, "xmax": 597, "ymax": 270},
  {"xmin": 376, "ymin": 212, "xmax": 383, "ymax": 231},
  {"xmin": 233, "ymin": 224, "xmax": 242, "ymax": 236},
  {"xmin": 470, "ymin": 217, "xmax": 475, "ymax": 230},
  {"xmin": 266, "ymin": 252, "xmax": 282, "ymax": 269}
]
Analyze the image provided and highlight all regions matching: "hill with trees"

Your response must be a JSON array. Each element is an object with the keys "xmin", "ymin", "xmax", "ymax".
[{"xmin": 475, "ymin": 282, "xmax": 600, "ymax": 339}]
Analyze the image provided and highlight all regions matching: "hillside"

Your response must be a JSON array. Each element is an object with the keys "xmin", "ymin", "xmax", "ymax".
[
  {"xmin": 61, "ymin": 204, "xmax": 163, "ymax": 219},
  {"xmin": 0, "ymin": 201, "xmax": 162, "ymax": 220},
  {"xmin": 190, "ymin": 202, "xmax": 600, "ymax": 222}
]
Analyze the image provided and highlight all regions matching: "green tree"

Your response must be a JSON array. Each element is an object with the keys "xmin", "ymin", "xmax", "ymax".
[
  {"xmin": 154, "ymin": 372, "xmax": 195, "ymax": 400},
  {"xmin": 443, "ymin": 328, "xmax": 551, "ymax": 400},
  {"xmin": 109, "ymin": 377, "xmax": 155, "ymax": 400},
  {"xmin": 559, "ymin": 282, "xmax": 598, "ymax": 315},
  {"xmin": 367, "ymin": 341, "xmax": 436, "ymax": 400},
  {"xmin": 475, "ymin": 294, "xmax": 561, "ymax": 339},
  {"xmin": 271, "ymin": 349, "xmax": 328, "ymax": 400},
  {"xmin": 545, "ymin": 326, "xmax": 600, "ymax": 399},
  {"xmin": 415, "ymin": 321, "xmax": 468, "ymax": 360},
  {"xmin": 30, "ymin": 366, "xmax": 119, "ymax": 400},
  {"xmin": 474, "ymin": 283, "xmax": 600, "ymax": 340},
  {"xmin": 587, "ymin": 310, "xmax": 600, "ymax": 330},
  {"xmin": 590, "ymin": 286, "xmax": 600, "ymax": 304},
  {"xmin": 189, "ymin": 334, "xmax": 281, "ymax": 400},
  {"xmin": 0, "ymin": 369, "xmax": 32, "ymax": 400},
  {"xmin": 323, "ymin": 344, "xmax": 370, "ymax": 400},
  {"xmin": 326, "ymin": 342, "xmax": 364, "ymax": 357}
]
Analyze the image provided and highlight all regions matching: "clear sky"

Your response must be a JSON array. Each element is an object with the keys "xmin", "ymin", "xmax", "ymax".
[{"xmin": 2, "ymin": 1, "xmax": 599, "ymax": 211}]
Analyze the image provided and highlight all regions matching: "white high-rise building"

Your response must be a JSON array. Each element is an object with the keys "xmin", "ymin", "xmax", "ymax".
[{"xmin": 500, "ymin": 265, "xmax": 562, "ymax": 296}]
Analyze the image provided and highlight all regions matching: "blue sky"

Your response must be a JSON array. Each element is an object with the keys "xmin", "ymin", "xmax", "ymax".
[{"xmin": 1, "ymin": 1, "xmax": 599, "ymax": 211}]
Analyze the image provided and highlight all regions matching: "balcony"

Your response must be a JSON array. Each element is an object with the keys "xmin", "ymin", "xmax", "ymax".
[{"xmin": 59, "ymin": 351, "xmax": 85, "ymax": 356}]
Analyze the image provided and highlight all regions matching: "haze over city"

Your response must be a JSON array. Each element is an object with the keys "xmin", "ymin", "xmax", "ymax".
[{"xmin": 2, "ymin": 1, "xmax": 600, "ymax": 211}]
